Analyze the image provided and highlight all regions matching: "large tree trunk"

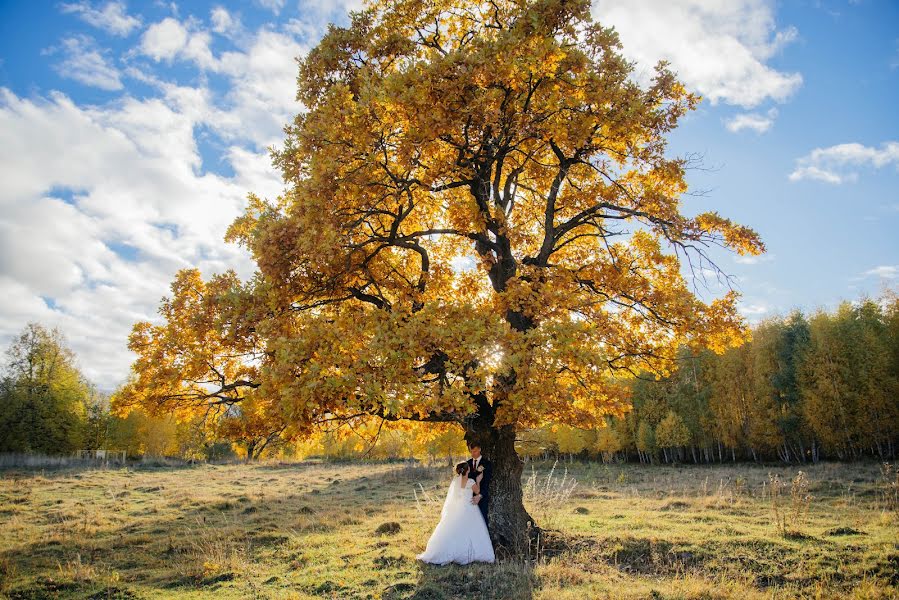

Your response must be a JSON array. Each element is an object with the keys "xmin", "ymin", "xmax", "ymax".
[
  {"xmin": 489, "ymin": 425, "xmax": 536, "ymax": 556},
  {"xmin": 464, "ymin": 398, "xmax": 538, "ymax": 557},
  {"xmin": 245, "ymin": 440, "xmax": 257, "ymax": 463}
]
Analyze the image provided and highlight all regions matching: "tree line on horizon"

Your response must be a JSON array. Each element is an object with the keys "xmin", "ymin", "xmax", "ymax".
[
  {"xmin": 0, "ymin": 291, "xmax": 896, "ymax": 464},
  {"xmin": 531, "ymin": 293, "xmax": 899, "ymax": 464}
]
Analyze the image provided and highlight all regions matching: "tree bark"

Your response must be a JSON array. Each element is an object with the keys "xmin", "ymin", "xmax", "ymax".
[
  {"xmin": 245, "ymin": 440, "xmax": 257, "ymax": 463},
  {"xmin": 489, "ymin": 425, "xmax": 536, "ymax": 556},
  {"xmin": 464, "ymin": 403, "xmax": 537, "ymax": 557}
]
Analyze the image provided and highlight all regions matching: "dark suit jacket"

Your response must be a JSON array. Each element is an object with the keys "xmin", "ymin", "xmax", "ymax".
[{"xmin": 467, "ymin": 457, "xmax": 492, "ymax": 503}]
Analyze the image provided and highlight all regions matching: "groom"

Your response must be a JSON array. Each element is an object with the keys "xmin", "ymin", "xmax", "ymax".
[{"xmin": 466, "ymin": 443, "xmax": 492, "ymax": 529}]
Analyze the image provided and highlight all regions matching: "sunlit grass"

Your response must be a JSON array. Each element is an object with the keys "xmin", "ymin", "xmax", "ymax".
[{"xmin": 1, "ymin": 459, "xmax": 896, "ymax": 599}]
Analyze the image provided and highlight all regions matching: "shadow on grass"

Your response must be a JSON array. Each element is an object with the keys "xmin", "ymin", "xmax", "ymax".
[{"xmin": 381, "ymin": 559, "xmax": 535, "ymax": 600}]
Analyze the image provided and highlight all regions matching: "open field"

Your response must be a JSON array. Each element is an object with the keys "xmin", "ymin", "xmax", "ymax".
[{"xmin": 1, "ymin": 459, "xmax": 897, "ymax": 599}]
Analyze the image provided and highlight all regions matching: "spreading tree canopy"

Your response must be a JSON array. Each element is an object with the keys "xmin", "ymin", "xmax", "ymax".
[{"xmin": 114, "ymin": 0, "xmax": 764, "ymax": 553}]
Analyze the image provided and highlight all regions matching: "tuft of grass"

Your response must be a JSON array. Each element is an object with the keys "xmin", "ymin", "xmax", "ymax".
[
  {"xmin": 375, "ymin": 521, "xmax": 402, "ymax": 536},
  {"xmin": 878, "ymin": 462, "xmax": 899, "ymax": 512},
  {"xmin": 767, "ymin": 470, "xmax": 813, "ymax": 538},
  {"xmin": 173, "ymin": 522, "xmax": 253, "ymax": 586},
  {"xmin": 524, "ymin": 459, "xmax": 578, "ymax": 531}
]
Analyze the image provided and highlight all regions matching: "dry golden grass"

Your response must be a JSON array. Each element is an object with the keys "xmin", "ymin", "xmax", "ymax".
[{"xmin": 1, "ymin": 459, "xmax": 897, "ymax": 599}]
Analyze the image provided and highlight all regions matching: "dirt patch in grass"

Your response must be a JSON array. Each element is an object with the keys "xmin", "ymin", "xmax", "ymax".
[{"xmin": 598, "ymin": 536, "xmax": 705, "ymax": 574}]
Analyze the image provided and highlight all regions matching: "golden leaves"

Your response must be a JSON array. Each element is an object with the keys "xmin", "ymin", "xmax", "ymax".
[{"xmin": 693, "ymin": 211, "xmax": 766, "ymax": 257}]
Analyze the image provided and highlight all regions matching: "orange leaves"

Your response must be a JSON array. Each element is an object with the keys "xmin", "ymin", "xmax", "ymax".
[
  {"xmin": 687, "ymin": 290, "xmax": 753, "ymax": 355},
  {"xmin": 113, "ymin": 267, "xmax": 263, "ymax": 425},
  {"xmin": 692, "ymin": 211, "xmax": 766, "ymax": 257}
]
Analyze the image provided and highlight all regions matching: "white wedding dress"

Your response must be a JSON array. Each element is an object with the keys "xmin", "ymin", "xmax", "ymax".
[{"xmin": 417, "ymin": 475, "xmax": 495, "ymax": 565}]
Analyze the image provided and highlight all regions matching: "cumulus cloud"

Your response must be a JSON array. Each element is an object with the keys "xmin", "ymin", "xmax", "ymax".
[
  {"xmin": 211, "ymin": 29, "xmax": 307, "ymax": 147},
  {"xmin": 60, "ymin": 1, "xmax": 141, "ymax": 36},
  {"xmin": 789, "ymin": 141, "xmax": 899, "ymax": 184},
  {"xmin": 47, "ymin": 35, "xmax": 123, "ymax": 91},
  {"xmin": 139, "ymin": 17, "xmax": 190, "ymax": 61},
  {"xmin": 135, "ymin": 15, "xmax": 305, "ymax": 148},
  {"xmin": 0, "ymin": 3, "xmax": 349, "ymax": 389},
  {"xmin": 139, "ymin": 16, "xmax": 219, "ymax": 69},
  {"xmin": 0, "ymin": 87, "xmax": 279, "ymax": 388},
  {"xmin": 592, "ymin": 0, "xmax": 802, "ymax": 108},
  {"xmin": 139, "ymin": 17, "xmax": 217, "ymax": 71},
  {"xmin": 725, "ymin": 108, "xmax": 778, "ymax": 133}
]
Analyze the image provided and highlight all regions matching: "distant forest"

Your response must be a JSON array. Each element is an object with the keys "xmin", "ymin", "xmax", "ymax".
[{"xmin": 526, "ymin": 293, "xmax": 899, "ymax": 464}]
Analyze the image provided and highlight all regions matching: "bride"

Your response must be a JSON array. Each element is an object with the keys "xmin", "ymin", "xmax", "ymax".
[{"xmin": 417, "ymin": 462, "xmax": 495, "ymax": 565}]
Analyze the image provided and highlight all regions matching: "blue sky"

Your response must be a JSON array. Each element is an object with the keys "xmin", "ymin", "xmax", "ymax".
[{"xmin": 0, "ymin": 0, "xmax": 896, "ymax": 390}]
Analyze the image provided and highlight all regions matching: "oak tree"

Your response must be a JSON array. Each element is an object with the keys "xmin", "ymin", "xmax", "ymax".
[{"xmin": 116, "ymin": 0, "xmax": 763, "ymax": 553}]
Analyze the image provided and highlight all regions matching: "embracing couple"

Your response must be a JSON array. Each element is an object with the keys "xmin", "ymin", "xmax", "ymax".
[{"xmin": 416, "ymin": 442, "xmax": 496, "ymax": 565}]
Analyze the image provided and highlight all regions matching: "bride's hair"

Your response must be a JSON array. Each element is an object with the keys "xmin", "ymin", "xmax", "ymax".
[{"xmin": 455, "ymin": 462, "xmax": 469, "ymax": 476}]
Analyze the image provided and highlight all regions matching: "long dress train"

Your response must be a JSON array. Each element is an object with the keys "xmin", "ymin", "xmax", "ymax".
[{"xmin": 417, "ymin": 475, "xmax": 495, "ymax": 565}]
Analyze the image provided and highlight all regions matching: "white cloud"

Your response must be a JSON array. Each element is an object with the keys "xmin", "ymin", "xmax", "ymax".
[
  {"xmin": 862, "ymin": 265, "xmax": 898, "ymax": 279},
  {"xmin": 139, "ymin": 17, "xmax": 189, "ymax": 61},
  {"xmin": 592, "ymin": 0, "xmax": 802, "ymax": 108},
  {"xmin": 211, "ymin": 6, "xmax": 241, "ymax": 37},
  {"xmin": 789, "ymin": 141, "xmax": 899, "ymax": 184},
  {"xmin": 48, "ymin": 35, "xmax": 123, "ymax": 91},
  {"xmin": 738, "ymin": 302, "xmax": 770, "ymax": 318},
  {"xmin": 135, "ymin": 17, "xmax": 305, "ymax": 148},
  {"xmin": 0, "ymin": 87, "xmax": 281, "ymax": 389},
  {"xmin": 788, "ymin": 166, "xmax": 848, "ymax": 184},
  {"xmin": 805, "ymin": 142, "xmax": 899, "ymax": 168},
  {"xmin": 735, "ymin": 253, "xmax": 775, "ymax": 265},
  {"xmin": 182, "ymin": 30, "xmax": 217, "ymax": 69},
  {"xmin": 212, "ymin": 29, "xmax": 307, "ymax": 147},
  {"xmin": 254, "ymin": 0, "xmax": 285, "ymax": 14},
  {"xmin": 0, "ymin": 5, "xmax": 337, "ymax": 389},
  {"xmin": 297, "ymin": 0, "xmax": 366, "ymax": 19},
  {"xmin": 60, "ymin": 1, "xmax": 141, "ymax": 37},
  {"xmin": 725, "ymin": 107, "xmax": 778, "ymax": 133},
  {"xmin": 138, "ymin": 16, "xmax": 219, "ymax": 69}
]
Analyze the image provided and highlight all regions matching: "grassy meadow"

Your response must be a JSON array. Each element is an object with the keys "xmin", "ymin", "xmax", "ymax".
[{"xmin": 1, "ymin": 459, "xmax": 897, "ymax": 599}]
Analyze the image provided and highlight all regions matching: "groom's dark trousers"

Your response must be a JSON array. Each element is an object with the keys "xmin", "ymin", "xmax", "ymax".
[{"xmin": 467, "ymin": 457, "xmax": 492, "ymax": 528}]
